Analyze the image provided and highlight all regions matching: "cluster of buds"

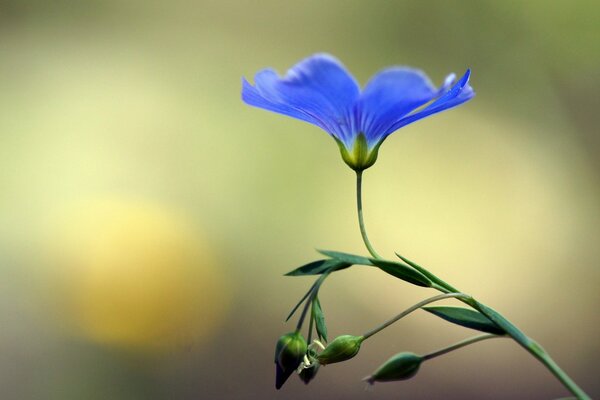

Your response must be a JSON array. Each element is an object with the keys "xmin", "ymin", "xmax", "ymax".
[
  {"xmin": 275, "ymin": 332, "xmax": 426, "ymax": 389},
  {"xmin": 274, "ymin": 333, "xmax": 367, "ymax": 389}
]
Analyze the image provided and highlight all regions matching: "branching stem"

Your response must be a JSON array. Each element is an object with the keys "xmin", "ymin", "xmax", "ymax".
[
  {"xmin": 354, "ymin": 172, "xmax": 590, "ymax": 400},
  {"xmin": 295, "ymin": 271, "xmax": 330, "ymax": 332},
  {"xmin": 362, "ymin": 292, "xmax": 469, "ymax": 340}
]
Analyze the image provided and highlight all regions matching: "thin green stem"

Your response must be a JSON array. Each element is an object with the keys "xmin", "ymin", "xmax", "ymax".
[
  {"xmin": 355, "ymin": 173, "xmax": 590, "ymax": 399},
  {"xmin": 286, "ymin": 279, "xmax": 320, "ymax": 322},
  {"xmin": 362, "ymin": 292, "xmax": 469, "ymax": 340},
  {"xmin": 419, "ymin": 271, "xmax": 588, "ymax": 399},
  {"xmin": 534, "ymin": 347, "xmax": 590, "ymax": 400},
  {"xmin": 356, "ymin": 171, "xmax": 381, "ymax": 259},
  {"xmin": 295, "ymin": 272, "xmax": 330, "ymax": 332},
  {"xmin": 307, "ymin": 306, "xmax": 314, "ymax": 343},
  {"xmin": 422, "ymin": 333, "xmax": 502, "ymax": 361}
]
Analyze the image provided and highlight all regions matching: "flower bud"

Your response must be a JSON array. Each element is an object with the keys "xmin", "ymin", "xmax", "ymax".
[
  {"xmin": 364, "ymin": 352, "xmax": 423, "ymax": 384},
  {"xmin": 274, "ymin": 332, "xmax": 307, "ymax": 389},
  {"xmin": 316, "ymin": 335, "xmax": 364, "ymax": 365}
]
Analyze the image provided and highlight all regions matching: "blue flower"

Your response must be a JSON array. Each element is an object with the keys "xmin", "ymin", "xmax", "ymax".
[{"xmin": 242, "ymin": 53, "xmax": 474, "ymax": 171}]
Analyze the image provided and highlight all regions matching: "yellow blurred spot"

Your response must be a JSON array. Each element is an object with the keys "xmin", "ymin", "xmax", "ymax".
[{"xmin": 50, "ymin": 198, "xmax": 229, "ymax": 352}]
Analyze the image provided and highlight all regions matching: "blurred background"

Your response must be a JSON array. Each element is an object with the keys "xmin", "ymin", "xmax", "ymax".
[{"xmin": 0, "ymin": 0, "xmax": 599, "ymax": 399}]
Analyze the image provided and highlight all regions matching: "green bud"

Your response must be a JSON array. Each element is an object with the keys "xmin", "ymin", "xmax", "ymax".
[
  {"xmin": 336, "ymin": 134, "xmax": 382, "ymax": 171},
  {"xmin": 274, "ymin": 332, "xmax": 307, "ymax": 390},
  {"xmin": 316, "ymin": 335, "xmax": 364, "ymax": 365},
  {"xmin": 364, "ymin": 352, "xmax": 423, "ymax": 384}
]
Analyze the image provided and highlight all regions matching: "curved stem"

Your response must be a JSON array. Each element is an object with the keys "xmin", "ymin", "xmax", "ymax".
[
  {"xmin": 356, "ymin": 171, "xmax": 381, "ymax": 259},
  {"xmin": 362, "ymin": 292, "xmax": 469, "ymax": 340},
  {"xmin": 354, "ymin": 173, "xmax": 590, "ymax": 399},
  {"xmin": 422, "ymin": 333, "xmax": 502, "ymax": 361}
]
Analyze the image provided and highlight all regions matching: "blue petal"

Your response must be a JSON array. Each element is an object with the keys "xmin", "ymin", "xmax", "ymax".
[
  {"xmin": 241, "ymin": 54, "xmax": 360, "ymax": 146},
  {"xmin": 357, "ymin": 67, "xmax": 440, "ymax": 146},
  {"xmin": 242, "ymin": 77, "xmax": 320, "ymax": 125},
  {"xmin": 383, "ymin": 69, "xmax": 475, "ymax": 136}
]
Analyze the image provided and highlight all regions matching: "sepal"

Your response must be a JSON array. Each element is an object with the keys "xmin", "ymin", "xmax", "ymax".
[{"xmin": 336, "ymin": 134, "xmax": 382, "ymax": 171}]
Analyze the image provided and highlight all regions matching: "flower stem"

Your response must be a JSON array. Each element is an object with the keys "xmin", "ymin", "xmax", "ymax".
[
  {"xmin": 295, "ymin": 271, "xmax": 330, "ymax": 332},
  {"xmin": 422, "ymin": 333, "xmax": 503, "ymax": 361},
  {"xmin": 356, "ymin": 171, "xmax": 381, "ymax": 259},
  {"xmin": 432, "ymin": 285, "xmax": 588, "ymax": 399},
  {"xmin": 362, "ymin": 292, "xmax": 469, "ymax": 340},
  {"xmin": 535, "ymin": 350, "xmax": 590, "ymax": 400},
  {"xmin": 355, "ymin": 173, "xmax": 590, "ymax": 400},
  {"xmin": 307, "ymin": 306, "xmax": 315, "ymax": 343}
]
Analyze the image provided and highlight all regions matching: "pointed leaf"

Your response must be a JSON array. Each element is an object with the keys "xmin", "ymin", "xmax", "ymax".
[
  {"xmin": 285, "ymin": 258, "xmax": 351, "ymax": 276},
  {"xmin": 312, "ymin": 296, "xmax": 328, "ymax": 342},
  {"xmin": 317, "ymin": 250, "xmax": 373, "ymax": 266},
  {"xmin": 395, "ymin": 252, "xmax": 459, "ymax": 292},
  {"xmin": 370, "ymin": 259, "xmax": 432, "ymax": 287},
  {"xmin": 423, "ymin": 306, "xmax": 505, "ymax": 335},
  {"xmin": 395, "ymin": 253, "xmax": 438, "ymax": 282},
  {"xmin": 285, "ymin": 282, "xmax": 316, "ymax": 321},
  {"xmin": 474, "ymin": 301, "xmax": 530, "ymax": 345}
]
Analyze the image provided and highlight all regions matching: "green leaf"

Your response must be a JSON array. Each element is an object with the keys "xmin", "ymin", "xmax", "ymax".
[
  {"xmin": 285, "ymin": 258, "xmax": 351, "ymax": 276},
  {"xmin": 285, "ymin": 282, "xmax": 316, "ymax": 322},
  {"xmin": 317, "ymin": 250, "xmax": 373, "ymax": 266},
  {"xmin": 395, "ymin": 252, "xmax": 459, "ymax": 292},
  {"xmin": 312, "ymin": 296, "xmax": 328, "ymax": 342},
  {"xmin": 317, "ymin": 250, "xmax": 431, "ymax": 287},
  {"xmin": 474, "ymin": 301, "xmax": 531, "ymax": 345},
  {"xmin": 423, "ymin": 306, "xmax": 505, "ymax": 335},
  {"xmin": 370, "ymin": 259, "xmax": 432, "ymax": 287},
  {"xmin": 285, "ymin": 260, "xmax": 347, "ymax": 321},
  {"xmin": 395, "ymin": 253, "xmax": 438, "ymax": 282}
]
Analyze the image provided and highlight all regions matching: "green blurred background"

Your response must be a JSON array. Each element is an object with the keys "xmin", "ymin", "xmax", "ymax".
[{"xmin": 1, "ymin": 0, "xmax": 598, "ymax": 399}]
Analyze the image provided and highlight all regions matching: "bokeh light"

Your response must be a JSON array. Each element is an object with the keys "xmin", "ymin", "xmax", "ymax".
[{"xmin": 46, "ymin": 198, "xmax": 229, "ymax": 351}]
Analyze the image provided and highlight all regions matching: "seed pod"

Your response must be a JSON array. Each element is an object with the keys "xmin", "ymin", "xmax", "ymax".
[
  {"xmin": 316, "ymin": 335, "xmax": 364, "ymax": 365},
  {"xmin": 364, "ymin": 352, "xmax": 423, "ymax": 384}
]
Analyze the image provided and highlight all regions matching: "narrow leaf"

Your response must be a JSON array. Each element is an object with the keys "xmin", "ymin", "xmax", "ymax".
[
  {"xmin": 317, "ymin": 250, "xmax": 373, "ymax": 266},
  {"xmin": 312, "ymin": 296, "xmax": 328, "ymax": 342},
  {"xmin": 395, "ymin": 253, "xmax": 437, "ymax": 282},
  {"xmin": 285, "ymin": 261, "xmax": 345, "ymax": 321},
  {"xmin": 395, "ymin": 252, "xmax": 459, "ymax": 292},
  {"xmin": 423, "ymin": 306, "xmax": 505, "ymax": 335},
  {"xmin": 285, "ymin": 258, "xmax": 351, "ymax": 276},
  {"xmin": 474, "ymin": 301, "xmax": 531, "ymax": 345},
  {"xmin": 370, "ymin": 259, "xmax": 432, "ymax": 287},
  {"xmin": 285, "ymin": 280, "xmax": 318, "ymax": 321}
]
